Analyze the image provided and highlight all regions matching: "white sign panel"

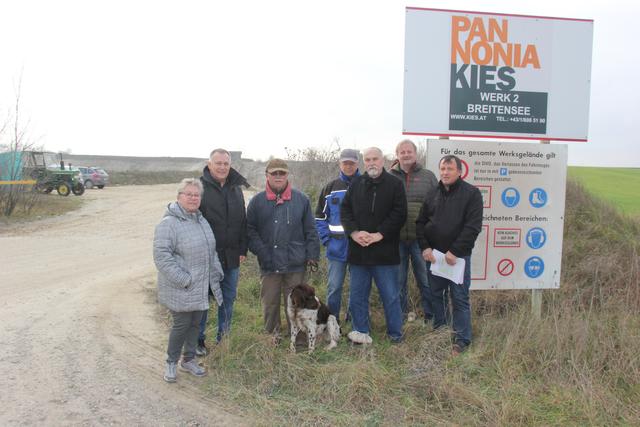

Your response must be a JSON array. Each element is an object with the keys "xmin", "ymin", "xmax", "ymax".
[
  {"xmin": 404, "ymin": 8, "xmax": 593, "ymax": 141},
  {"xmin": 426, "ymin": 139, "xmax": 567, "ymax": 290}
]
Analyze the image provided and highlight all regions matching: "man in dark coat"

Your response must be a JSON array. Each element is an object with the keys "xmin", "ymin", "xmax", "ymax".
[
  {"xmin": 390, "ymin": 139, "xmax": 438, "ymax": 324},
  {"xmin": 197, "ymin": 148, "xmax": 249, "ymax": 355},
  {"xmin": 246, "ymin": 158, "xmax": 320, "ymax": 345},
  {"xmin": 341, "ymin": 147, "xmax": 407, "ymax": 344},
  {"xmin": 416, "ymin": 155, "xmax": 483, "ymax": 356}
]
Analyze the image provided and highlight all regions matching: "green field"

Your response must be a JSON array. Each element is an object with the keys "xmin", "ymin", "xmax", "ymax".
[{"xmin": 568, "ymin": 167, "xmax": 640, "ymax": 216}]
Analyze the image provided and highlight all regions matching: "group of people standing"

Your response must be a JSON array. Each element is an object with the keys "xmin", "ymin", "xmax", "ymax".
[{"xmin": 153, "ymin": 142, "xmax": 483, "ymax": 383}]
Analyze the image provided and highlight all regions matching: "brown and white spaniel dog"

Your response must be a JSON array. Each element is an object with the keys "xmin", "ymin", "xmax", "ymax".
[{"xmin": 287, "ymin": 284, "xmax": 341, "ymax": 353}]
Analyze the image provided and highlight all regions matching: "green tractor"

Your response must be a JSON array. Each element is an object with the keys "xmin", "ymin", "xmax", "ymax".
[{"xmin": 24, "ymin": 151, "xmax": 85, "ymax": 196}]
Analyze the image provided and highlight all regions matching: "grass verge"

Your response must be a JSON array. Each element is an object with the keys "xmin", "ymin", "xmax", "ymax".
[
  {"xmin": 0, "ymin": 192, "xmax": 84, "ymax": 225},
  {"xmin": 196, "ymin": 179, "xmax": 639, "ymax": 426}
]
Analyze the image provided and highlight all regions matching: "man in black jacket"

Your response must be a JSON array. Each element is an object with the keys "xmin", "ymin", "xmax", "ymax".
[
  {"xmin": 197, "ymin": 148, "xmax": 250, "ymax": 355},
  {"xmin": 416, "ymin": 155, "xmax": 483, "ymax": 355},
  {"xmin": 341, "ymin": 147, "xmax": 407, "ymax": 344}
]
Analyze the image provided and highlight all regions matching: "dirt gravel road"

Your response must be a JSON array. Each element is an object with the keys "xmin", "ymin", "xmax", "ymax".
[{"xmin": 0, "ymin": 185, "xmax": 244, "ymax": 426}]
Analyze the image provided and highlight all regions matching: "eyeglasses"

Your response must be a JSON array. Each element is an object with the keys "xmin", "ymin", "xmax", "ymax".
[
  {"xmin": 180, "ymin": 192, "xmax": 201, "ymax": 198},
  {"xmin": 268, "ymin": 171, "xmax": 288, "ymax": 177}
]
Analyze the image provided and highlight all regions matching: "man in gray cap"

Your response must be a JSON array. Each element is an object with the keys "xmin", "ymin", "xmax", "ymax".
[
  {"xmin": 314, "ymin": 149, "xmax": 360, "ymax": 321},
  {"xmin": 247, "ymin": 158, "xmax": 320, "ymax": 344}
]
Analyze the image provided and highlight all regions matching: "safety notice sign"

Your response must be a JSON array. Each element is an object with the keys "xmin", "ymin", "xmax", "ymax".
[{"xmin": 426, "ymin": 139, "xmax": 567, "ymax": 289}]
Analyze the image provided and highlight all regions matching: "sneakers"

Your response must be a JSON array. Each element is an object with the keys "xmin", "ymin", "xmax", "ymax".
[
  {"xmin": 163, "ymin": 358, "xmax": 206, "ymax": 382},
  {"xmin": 196, "ymin": 339, "xmax": 208, "ymax": 357},
  {"xmin": 347, "ymin": 330, "xmax": 373, "ymax": 345},
  {"xmin": 179, "ymin": 358, "xmax": 207, "ymax": 377},
  {"xmin": 163, "ymin": 362, "xmax": 177, "ymax": 383}
]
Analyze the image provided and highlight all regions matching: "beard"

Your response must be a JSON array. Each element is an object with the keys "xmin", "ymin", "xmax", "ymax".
[{"xmin": 366, "ymin": 165, "xmax": 381, "ymax": 178}]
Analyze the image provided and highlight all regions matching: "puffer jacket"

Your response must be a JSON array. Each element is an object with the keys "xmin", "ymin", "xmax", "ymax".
[
  {"xmin": 314, "ymin": 169, "xmax": 359, "ymax": 262},
  {"xmin": 247, "ymin": 183, "xmax": 320, "ymax": 274},
  {"xmin": 390, "ymin": 161, "xmax": 438, "ymax": 241},
  {"xmin": 153, "ymin": 202, "xmax": 224, "ymax": 312}
]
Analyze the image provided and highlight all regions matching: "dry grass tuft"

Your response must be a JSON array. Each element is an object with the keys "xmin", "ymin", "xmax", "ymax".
[
  {"xmin": 196, "ymin": 179, "xmax": 640, "ymax": 425},
  {"xmin": 0, "ymin": 191, "xmax": 83, "ymax": 223}
]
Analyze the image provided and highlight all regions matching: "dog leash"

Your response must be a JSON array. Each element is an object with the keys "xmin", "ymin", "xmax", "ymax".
[
  {"xmin": 306, "ymin": 261, "xmax": 319, "ymax": 273},
  {"xmin": 304, "ymin": 260, "xmax": 319, "ymax": 283}
]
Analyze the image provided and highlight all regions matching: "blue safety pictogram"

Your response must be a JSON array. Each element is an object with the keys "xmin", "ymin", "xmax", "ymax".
[
  {"xmin": 526, "ymin": 227, "xmax": 547, "ymax": 249},
  {"xmin": 529, "ymin": 188, "xmax": 547, "ymax": 208},
  {"xmin": 524, "ymin": 256, "xmax": 545, "ymax": 278},
  {"xmin": 501, "ymin": 187, "xmax": 520, "ymax": 208}
]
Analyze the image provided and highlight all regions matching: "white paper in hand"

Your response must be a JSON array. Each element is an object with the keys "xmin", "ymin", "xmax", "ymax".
[{"xmin": 429, "ymin": 249, "xmax": 466, "ymax": 284}]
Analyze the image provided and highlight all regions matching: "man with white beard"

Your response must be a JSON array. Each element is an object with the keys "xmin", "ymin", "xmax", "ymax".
[{"xmin": 340, "ymin": 147, "xmax": 407, "ymax": 344}]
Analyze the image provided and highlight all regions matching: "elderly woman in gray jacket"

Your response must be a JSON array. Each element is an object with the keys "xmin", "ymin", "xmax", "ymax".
[{"xmin": 153, "ymin": 178, "xmax": 224, "ymax": 383}]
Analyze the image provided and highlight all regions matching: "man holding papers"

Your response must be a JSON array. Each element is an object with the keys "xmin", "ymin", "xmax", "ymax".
[{"xmin": 416, "ymin": 155, "xmax": 483, "ymax": 356}]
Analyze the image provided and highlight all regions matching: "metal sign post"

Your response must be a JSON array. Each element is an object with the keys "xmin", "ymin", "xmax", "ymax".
[{"xmin": 531, "ymin": 139, "xmax": 551, "ymax": 319}]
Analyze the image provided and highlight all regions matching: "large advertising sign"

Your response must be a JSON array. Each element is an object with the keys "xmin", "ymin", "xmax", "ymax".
[
  {"xmin": 404, "ymin": 8, "xmax": 593, "ymax": 141},
  {"xmin": 426, "ymin": 140, "xmax": 567, "ymax": 290}
]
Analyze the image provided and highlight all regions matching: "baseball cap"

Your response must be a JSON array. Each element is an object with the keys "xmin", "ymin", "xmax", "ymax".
[
  {"xmin": 265, "ymin": 158, "xmax": 289, "ymax": 173},
  {"xmin": 339, "ymin": 149, "xmax": 359, "ymax": 163}
]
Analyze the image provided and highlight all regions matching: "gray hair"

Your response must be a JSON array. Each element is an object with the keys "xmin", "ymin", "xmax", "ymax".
[
  {"xmin": 177, "ymin": 178, "xmax": 203, "ymax": 196},
  {"xmin": 362, "ymin": 147, "xmax": 383, "ymax": 158},
  {"xmin": 209, "ymin": 148, "xmax": 230, "ymax": 159},
  {"xmin": 395, "ymin": 139, "xmax": 417, "ymax": 153}
]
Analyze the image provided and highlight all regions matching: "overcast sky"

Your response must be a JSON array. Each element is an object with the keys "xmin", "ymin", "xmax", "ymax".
[{"xmin": 1, "ymin": 0, "xmax": 638, "ymax": 166}]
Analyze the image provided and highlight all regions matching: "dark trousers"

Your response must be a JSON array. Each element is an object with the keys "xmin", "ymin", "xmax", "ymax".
[
  {"xmin": 167, "ymin": 310, "xmax": 206, "ymax": 363},
  {"xmin": 427, "ymin": 255, "xmax": 472, "ymax": 346}
]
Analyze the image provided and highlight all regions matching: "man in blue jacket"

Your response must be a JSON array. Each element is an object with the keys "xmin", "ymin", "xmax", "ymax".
[
  {"xmin": 315, "ymin": 148, "xmax": 360, "ymax": 321},
  {"xmin": 247, "ymin": 158, "xmax": 320, "ymax": 344}
]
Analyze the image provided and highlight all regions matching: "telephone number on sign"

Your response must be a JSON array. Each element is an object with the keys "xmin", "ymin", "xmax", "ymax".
[{"xmin": 508, "ymin": 117, "xmax": 546, "ymax": 123}]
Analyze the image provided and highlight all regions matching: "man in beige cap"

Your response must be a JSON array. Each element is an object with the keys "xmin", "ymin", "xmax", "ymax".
[{"xmin": 246, "ymin": 158, "xmax": 320, "ymax": 344}]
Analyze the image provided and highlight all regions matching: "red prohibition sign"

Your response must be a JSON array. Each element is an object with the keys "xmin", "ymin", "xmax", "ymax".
[
  {"xmin": 497, "ymin": 258, "xmax": 514, "ymax": 276},
  {"xmin": 460, "ymin": 159, "xmax": 469, "ymax": 180}
]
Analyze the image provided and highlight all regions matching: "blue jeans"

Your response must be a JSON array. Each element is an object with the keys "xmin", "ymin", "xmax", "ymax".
[
  {"xmin": 348, "ymin": 264, "xmax": 403, "ymax": 341},
  {"xmin": 427, "ymin": 256, "xmax": 472, "ymax": 346},
  {"xmin": 398, "ymin": 240, "xmax": 433, "ymax": 319},
  {"xmin": 199, "ymin": 267, "xmax": 239, "ymax": 343},
  {"xmin": 326, "ymin": 259, "xmax": 348, "ymax": 318}
]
